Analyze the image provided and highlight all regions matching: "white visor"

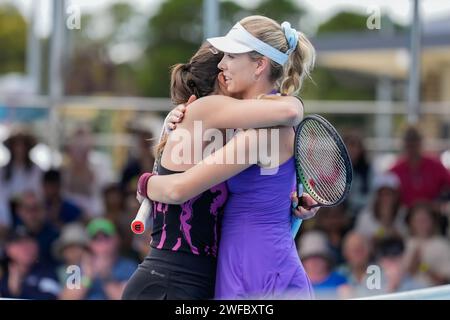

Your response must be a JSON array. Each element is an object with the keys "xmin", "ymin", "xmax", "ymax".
[{"xmin": 207, "ymin": 23, "xmax": 289, "ymax": 65}]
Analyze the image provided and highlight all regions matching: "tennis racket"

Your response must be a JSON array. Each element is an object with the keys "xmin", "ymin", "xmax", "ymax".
[
  {"xmin": 130, "ymin": 116, "xmax": 168, "ymax": 234},
  {"xmin": 291, "ymin": 114, "xmax": 353, "ymax": 238}
]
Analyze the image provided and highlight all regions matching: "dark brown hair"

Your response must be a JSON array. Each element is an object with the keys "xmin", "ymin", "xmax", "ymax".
[{"xmin": 155, "ymin": 43, "xmax": 224, "ymax": 158}]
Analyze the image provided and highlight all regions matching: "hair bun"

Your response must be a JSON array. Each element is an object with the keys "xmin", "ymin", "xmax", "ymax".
[
  {"xmin": 187, "ymin": 79, "xmax": 196, "ymax": 88},
  {"xmin": 183, "ymin": 63, "xmax": 191, "ymax": 72}
]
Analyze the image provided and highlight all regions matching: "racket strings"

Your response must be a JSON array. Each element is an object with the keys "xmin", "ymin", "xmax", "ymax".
[
  {"xmin": 297, "ymin": 121, "xmax": 348, "ymax": 204},
  {"xmin": 305, "ymin": 126, "xmax": 345, "ymax": 192},
  {"xmin": 301, "ymin": 135, "xmax": 347, "ymax": 200},
  {"xmin": 299, "ymin": 149, "xmax": 345, "ymax": 203}
]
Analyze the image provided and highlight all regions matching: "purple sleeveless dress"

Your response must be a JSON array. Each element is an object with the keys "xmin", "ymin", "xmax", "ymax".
[{"xmin": 215, "ymin": 157, "xmax": 314, "ymax": 299}]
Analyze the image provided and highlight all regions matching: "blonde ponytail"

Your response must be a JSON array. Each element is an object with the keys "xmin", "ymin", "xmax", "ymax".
[{"xmin": 280, "ymin": 32, "xmax": 315, "ymax": 95}]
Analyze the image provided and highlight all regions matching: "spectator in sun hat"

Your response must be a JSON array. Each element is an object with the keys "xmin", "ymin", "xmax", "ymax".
[
  {"xmin": 52, "ymin": 223, "xmax": 90, "ymax": 299},
  {"xmin": 0, "ymin": 227, "xmax": 60, "ymax": 300},
  {"xmin": 299, "ymin": 231, "xmax": 347, "ymax": 299},
  {"xmin": 0, "ymin": 125, "xmax": 43, "ymax": 227},
  {"xmin": 53, "ymin": 223, "xmax": 89, "ymax": 262}
]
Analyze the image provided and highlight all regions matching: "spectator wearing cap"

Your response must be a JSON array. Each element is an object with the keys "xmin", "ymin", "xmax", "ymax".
[
  {"xmin": 299, "ymin": 231, "xmax": 347, "ymax": 299},
  {"xmin": 52, "ymin": 223, "xmax": 90, "ymax": 300},
  {"xmin": 82, "ymin": 218, "xmax": 137, "ymax": 300},
  {"xmin": 15, "ymin": 191, "xmax": 60, "ymax": 266},
  {"xmin": 390, "ymin": 126, "xmax": 450, "ymax": 208},
  {"xmin": 0, "ymin": 127, "xmax": 43, "ymax": 227},
  {"xmin": 375, "ymin": 237, "xmax": 425, "ymax": 294},
  {"xmin": 42, "ymin": 169, "xmax": 84, "ymax": 230},
  {"xmin": 355, "ymin": 172, "xmax": 408, "ymax": 242},
  {"xmin": 0, "ymin": 228, "xmax": 60, "ymax": 299},
  {"xmin": 403, "ymin": 202, "xmax": 450, "ymax": 286}
]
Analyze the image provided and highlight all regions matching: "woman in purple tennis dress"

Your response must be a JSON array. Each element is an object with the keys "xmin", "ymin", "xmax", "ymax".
[
  {"xmin": 215, "ymin": 157, "xmax": 314, "ymax": 299},
  {"xmin": 141, "ymin": 15, "xmax": 318, "ymax": 299}
]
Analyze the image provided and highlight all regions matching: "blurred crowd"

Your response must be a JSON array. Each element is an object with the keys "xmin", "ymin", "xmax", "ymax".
[
  {"xmin": 0, "ymin": 122, "xmax": 449, "ymax": 300},
  {"xmin": 0, "ymin": 123, "xmax": 154, "ymax": 300},
  {"xmin": 298, "ymin": 126, "xmax": 450, "ymax": 299}
]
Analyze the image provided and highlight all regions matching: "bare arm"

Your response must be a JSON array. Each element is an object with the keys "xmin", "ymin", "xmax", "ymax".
[
  {"xmin": 147, "ymin": 129, "xmax": 260, "ymax": 204},
  {"xmin": 185, "ymin": 95, "xmax": 303, "ymax": 129}
]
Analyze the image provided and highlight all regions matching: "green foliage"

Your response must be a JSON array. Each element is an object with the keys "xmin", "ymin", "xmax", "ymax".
[
  {"xmin": 251, "ymin": 0, "xmax": 304, "ymax": 24},
  {"xmin": 317, "ymin": 11, "xmax": 369, "ymax": 34},
  {"xmin": 0, "ymin": 5, "xmax": 26, "ymax": 74},
  {"xmin": 317, "ymin": 11, "xmax": 405, "ymax": 34},
  {"xmin": 136, "ymin": 0, "xmax": 244, "ymax": 97}
]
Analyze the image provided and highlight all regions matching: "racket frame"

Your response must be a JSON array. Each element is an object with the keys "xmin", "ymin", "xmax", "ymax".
[{"xmin": 294, "ymin": 114, "xmax": 353, "ymax": 208}]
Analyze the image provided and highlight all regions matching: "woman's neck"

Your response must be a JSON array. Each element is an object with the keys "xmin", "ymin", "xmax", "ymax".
[{"xmin": 242, "ymin": 82, "xmax": 275, "ymax": 99}]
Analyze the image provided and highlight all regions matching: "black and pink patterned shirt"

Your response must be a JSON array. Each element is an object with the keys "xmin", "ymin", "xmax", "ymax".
[{"xmin": 150, "ymin": 163, "xmax": 228, "ymax": 258}]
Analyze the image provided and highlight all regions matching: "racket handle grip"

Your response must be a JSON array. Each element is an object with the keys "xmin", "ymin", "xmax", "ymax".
[
  {"xmin": 131, "ymin": 198, "xmax": 152, "ymax": 234},
  {"xmin": 291, "ymin": 216, "xmax": 303, "ymax": 238},
  {"xmin": 292, "ymin": 183, "xmax": 304, "ymax": 209}
]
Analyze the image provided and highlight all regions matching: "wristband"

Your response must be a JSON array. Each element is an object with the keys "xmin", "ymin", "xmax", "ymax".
[{"xmin": 137, "ymin": 172, "xmax": 155, "ymax": 198}]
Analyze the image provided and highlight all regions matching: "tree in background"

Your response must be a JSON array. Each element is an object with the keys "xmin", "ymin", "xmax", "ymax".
[
  {"xmin": 135, "ymin": 0, "xmax": 246, "ymax": 98},
  {"xmin": 317, "ymin": 11, "xmax": 404, "ymax": 34},
  {"xmin": 0, "ymin": 5, "xmax": 26, "ymax": 74},
  {"xmin": 253, "ymin": 0, "xmax": 305, "ymax": 26},
  {"xmin": 135, "ymin": 0, "xmax": 310, "ymax": 98},
  {"xmin": 64, "ymin": 2, "xmax": 143, "ymax": 95},
  {"xmin": 317, "ymin": 11, "xmax": 372, "ymax": 34}
]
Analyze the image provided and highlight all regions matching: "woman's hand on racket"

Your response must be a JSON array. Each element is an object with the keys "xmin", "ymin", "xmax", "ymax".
[
  {"xmin": 290, "ymin": 192, "xmax": 320, "ymax": 220},
  {"xmin": 166, "ymin": 95, "xmax": 196, "ymax": 131}
]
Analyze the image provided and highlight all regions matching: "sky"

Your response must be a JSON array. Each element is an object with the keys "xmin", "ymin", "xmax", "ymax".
[{"xmin": 3, "ymin": 0, "xmax": 450, "ymax": 37}]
